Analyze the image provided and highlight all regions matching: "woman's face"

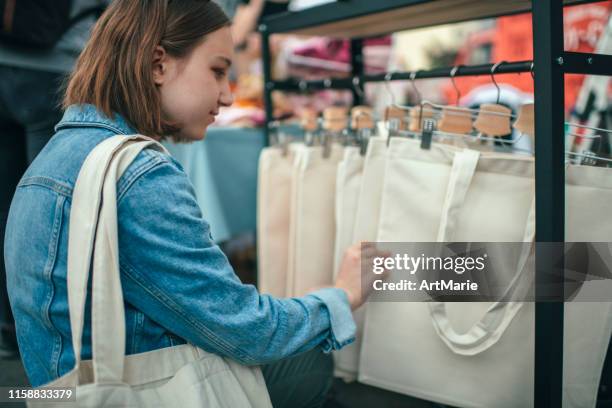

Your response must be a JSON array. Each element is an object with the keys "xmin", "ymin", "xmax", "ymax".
[{"xmin": 153, "ymin": 27, "xmax": 234, "ymax": 141}]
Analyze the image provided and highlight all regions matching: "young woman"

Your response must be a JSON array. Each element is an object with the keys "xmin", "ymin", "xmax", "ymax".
[{"xmin": 3, "ymin": 1, "xmax": 379, "ymax": 406}]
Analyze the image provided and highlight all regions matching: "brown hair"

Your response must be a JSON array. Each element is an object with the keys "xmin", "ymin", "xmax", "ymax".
[{"xmin": 63, "ymin": 0, "xmax": 230, "ymax": 140}]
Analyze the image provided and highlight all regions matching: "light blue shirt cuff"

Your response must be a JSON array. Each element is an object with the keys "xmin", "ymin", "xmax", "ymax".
[{"xmin": 309, "ymin": 287, "xmax": 356, "ymax": 353}]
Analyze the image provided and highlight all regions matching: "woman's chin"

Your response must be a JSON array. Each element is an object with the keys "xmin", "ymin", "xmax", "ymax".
[
  {"xmin": 198, "ymin": 126, "xmax": 209, "ymax": 140},
  {"xmin": 177, "ymin": 126, "xmax": 207, "ymax": 142}
]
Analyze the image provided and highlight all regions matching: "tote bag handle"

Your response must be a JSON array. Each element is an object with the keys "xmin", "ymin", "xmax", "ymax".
[
  {"xmin": 67, "ymin": 135, "xmax": 168, "ymax": 383},
  {"xmin": 428, "ymin": 148, "xmax": 535, "ymax": 356}
]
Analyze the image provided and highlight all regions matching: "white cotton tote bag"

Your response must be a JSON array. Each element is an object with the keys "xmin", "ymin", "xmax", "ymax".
[
  {"xmin": 352, "ymin": 138, "xmax": 389, "ymax": 245},
  {"xmin": 286, "ymin": 144, "xmax": 306, "ymax": 300},
  {"xmin": 359, "ymin": 137, "xmax": 537, "ymax": 408},
  {"xmin": 257, "ymin": 145, "xmax": 302, "ymax": 297},
  {"xmin": 331, "ymin": 145, "xmax": 364, "ymax": 381},
  {"xmin": 333, "ymin": 138, "xmax": 387, "ymax": 381},
  {"xmin": 286, "ymin": 144, "xmax": 343, "ymax": 297},
  {"xmin": 29, "ymin": 135, "xmax": 272, "ymax": 408},
  {"xmin": 359, "ymin": 137, "xmax": 612, "ymax": 408},
  {"xmin": 563, "ymin": 164, "xmax": 612, "ymax": 408},
  {"xmin": 333, "ymin": 146, "xmax": 365, "ymax": 277}
]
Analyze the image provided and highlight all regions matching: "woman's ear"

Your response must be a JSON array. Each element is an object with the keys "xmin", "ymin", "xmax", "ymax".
[{"xmin": 152, "ymin": 46, "xmax": 167, "ymax": 85}]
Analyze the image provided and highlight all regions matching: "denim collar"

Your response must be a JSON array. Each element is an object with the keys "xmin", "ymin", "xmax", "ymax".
[{"xmin": 55, "ymin": 104, "xmax": 137, "ymax": 135}]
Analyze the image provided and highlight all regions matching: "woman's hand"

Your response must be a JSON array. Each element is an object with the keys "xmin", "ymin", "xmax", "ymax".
[{"xmin": 334, "ymin": 242, "xmax": 389, "ymax": 310}]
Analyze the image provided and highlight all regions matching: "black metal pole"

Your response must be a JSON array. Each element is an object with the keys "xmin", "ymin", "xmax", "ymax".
[
  {"xmin": 532, "ymin": 0, "xmax": 565, "ymax": 406},
  {"xmin": 270, "ymin": 60, "xmax": 534, "ymax": 92},
  {"xmin": 562, "ymin": 51, "xmax": 612, "ymax": 75},
  {"xmin": 260, "ymin": 24, "xmax": 273, "ymax": 146},
  {"xmin": 350, "ymin": 38, "xmax": 364, "ymax": 105},
  {"xmin": 367, "ymin": 60, "xmax": 534, "ymax": 80}
]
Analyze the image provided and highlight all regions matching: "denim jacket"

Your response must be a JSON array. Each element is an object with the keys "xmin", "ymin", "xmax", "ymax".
[{"xmin": 4, "ymin": 104, "xmax": 355, "ymax": 387}]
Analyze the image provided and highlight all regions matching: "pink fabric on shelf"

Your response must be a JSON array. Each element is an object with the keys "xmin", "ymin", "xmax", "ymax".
[{"xmin": 289, "ymin": 36, "xmax": 392, "ymax": 75}]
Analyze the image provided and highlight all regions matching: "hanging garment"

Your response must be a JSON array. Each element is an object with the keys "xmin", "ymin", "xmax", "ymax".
[
  {"xmin": 257, "ymin": 145, "xmax": 301, "ymax": 297},
  {"xmin": 563, "ymin": 164, "xmax": 612, "ymax": 408},
  {"xmin": 358, "ymin": 137, "xmax": 612, "ymax": 408},
  {"xmin": 352, "ymin": 138, "xmax": 389, "ymax": 242},
  {"xmin": 333, "ymin": 146, "xmax": 365, "ymax": 276},
  {"xmin": 286, "ymin": 144, "xmax": 306, "ymax": 299},
  {"xmin": 29, "ymin": 135, "xmax": 272, "ymax": 408},
  {"xmin": 333, "ymin": 138, "xmax": 387, "ymax": 381},
  {"xmin": 359, "ymin": 137, "xmax": 536, "ymax": 408},
  {"xmin": 331, "ymin": 145, "xmax": 365, "ymax": 381},
  {"xmin": 427, "ymin": 148, "xmax": 535, "ymax": 357},
  {"xmin": 286, "ymin": 144, "xmax": 344, "ymax": 297}
]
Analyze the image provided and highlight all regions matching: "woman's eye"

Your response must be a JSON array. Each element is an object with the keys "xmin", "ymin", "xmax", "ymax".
[{"xmin": 213, "ymin": 69, "xmax": 226, "ymax": 79}]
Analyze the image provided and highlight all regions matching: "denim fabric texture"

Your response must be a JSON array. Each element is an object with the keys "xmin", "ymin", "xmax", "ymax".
[
  {"xmin": 0, "ymin": 65, "xmax": 65, "ymax": 345},
  {"xmin": 4, "ymin": 104, "xmax": 356, "ymax": 387}
]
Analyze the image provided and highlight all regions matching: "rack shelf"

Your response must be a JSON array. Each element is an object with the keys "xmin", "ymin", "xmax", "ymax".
[
  {"xmin": 271, "ymin": 60, "xmax": 534, "ymax": 91},
  {"xmin": 261, "ymin": 0, "xmax": 595, "ymax": 37}
]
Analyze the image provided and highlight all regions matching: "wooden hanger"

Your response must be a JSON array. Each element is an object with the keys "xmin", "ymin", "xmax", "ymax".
[
  {"xmin": 513, "ymin": 103, "xmax": 534, "ymax": 137},
  {"xmin": 473, "ymin": 62, "xmax": 512, "ymax": 137},
  {"xmin": 351, "ymin": 105, "xmax": 374, "ymax": 154},
  {"xmin": 323, "ymin": 106, "xmax": 348, "ymax": 133},
  {"xmin": 438, "ymin": 66, "xmax": 473, "ymax": 135},
  {"xmin": 409, "ymin": 105, "xmax": 434, "ymax": 132},
  {"xmin": 381, "ymin": 73, "xmax": 409, "ymax": 133},
  {"xmin": 384, "ymin": 105, "xmax": 408, "ymax": 131},
  {"xmin": 403, "ymin": 71, "xmax": 433, "ymax": 132},
  {"xmin": 300, "ymin": 108, "xmax": 319, "ymax": 133},
  {"xmin": 350, "ymin": 105, "xmax": 375, "ymax": 130},
  {"xmin": 319, "ymin": 106, "xmax": 348, "ymax": 158},
  {"xmin": 474, "ymin": 103, "xmax": 512, "ymax": 136},
  {"xmin": 438, "ymin": 106, "xmax": 473, "ymax": 134}
]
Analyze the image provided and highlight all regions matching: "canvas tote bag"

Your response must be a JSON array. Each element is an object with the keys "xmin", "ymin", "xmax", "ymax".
[
  {"xmin": 333, "ymin": 146, "xmax": 365, "ymax": 277},
  {"xmin": 429, "ymin": 161, "xmax": 612, "ymax": 408},
  {"xmin": 285, "ymin": 144, "xmax": 306, "ymax": 300},
  {"xmin": 331, "ymin": 145, "xmax": 364, "ymax": 380},
  {"xmin": 359, "ymin": 137, "xmax": 612, "ymax": 407},
  {"xmin": 431, "ymin": 162, "xmax": 612, "ymax": 408},
  {"xmin": 29, "ymin": 135, "xmax": 272, "ymax": 407},
  {"xmin": 563, "ymin": 164, "xmax": 612, "ymax": 408},
  {"xmin": 359, "ymin": 137, "xmax": 536, "ymax": 407},
  {"xmin": 286, "ymin": 144, "xmax": 343, "ymax": 297},
  {"xmin": 333, "ymin": 138, "xmax": 387, "ymax": 381},
  {"xmin": 257, "ymin": 145, "xmax": 302, "ymax": 297},
  {"xmin": 352, "ymin": 138, "xmax": 389, "ymax": 245},
  {"xmin": 427, "ymin": 148, "xmax": 535, "ymax": 358}
]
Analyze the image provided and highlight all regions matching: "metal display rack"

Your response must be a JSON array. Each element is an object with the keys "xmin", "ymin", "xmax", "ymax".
[{"xmin": 259, "ymin": 1, "xmax": 612, "ymax": 406}]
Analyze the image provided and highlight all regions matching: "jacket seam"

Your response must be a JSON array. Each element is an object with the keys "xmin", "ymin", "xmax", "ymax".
[
  {"xmin": 131, "ymin": 312, "xmax": 144, "ymax": 355},
  {"xmin": 116, "ymin": 155, "xmax": 168, "ymax": 204},
  {"xmin": 43, "ymin": 195, "xmax": 66, "ymax": 379},
  {"xmin": 54, "ymin": 121, "xmax": 128, "ymax": 135},
  {"xmin": 119, "ymin": 259, "xmax": 256, "ymax": 364},
  {"xmin": 18, "ymin": 177, "xmax": 72, "ymax": 197}
]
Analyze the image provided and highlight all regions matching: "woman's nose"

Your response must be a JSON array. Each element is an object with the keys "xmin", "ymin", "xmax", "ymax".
[
  {"xmin": 220, "ymin": 92, "xmax": 234, "ymax": 107},
  {"xmin": 219, "ymin": 81, "xmax": 234, "ymax": 107}
]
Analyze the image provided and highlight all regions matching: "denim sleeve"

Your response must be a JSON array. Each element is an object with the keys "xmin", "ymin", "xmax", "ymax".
[
  {"xmin": 116, "ymin": 152, "xmax": 356, "ymax": 365},
  {"xmin": 308, "ymin": 288, "xmax": 356, "ymax": 352}
]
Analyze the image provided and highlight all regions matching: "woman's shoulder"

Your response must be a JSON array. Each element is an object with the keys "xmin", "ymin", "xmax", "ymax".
[
  {"xmin": 115, "ymin": 143, "xmax": 187, "ymax": 203},
  {"xmin": 22, "ymin": 127, "xmax": 184, "ymax": 204},
  {"xmin": 22, "ymin": 104, "xmax": 186, "ymax": 199}
]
